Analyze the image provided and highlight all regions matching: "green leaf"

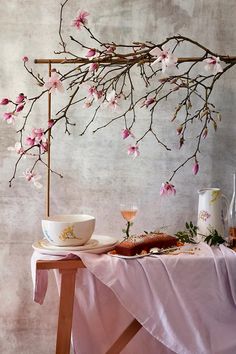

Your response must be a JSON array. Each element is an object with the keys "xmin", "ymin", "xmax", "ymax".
[
  {"xmin": 175, "ymin": 221, "xmax": 198, "ymax": 244},
  {"xmin": 204, "ymin": 228, "xmax": 225, "ymax": 246}
]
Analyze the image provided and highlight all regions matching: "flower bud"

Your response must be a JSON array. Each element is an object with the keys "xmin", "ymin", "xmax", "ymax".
[
  {"xmin": 16, "ymin": 103, "xmax": 24, "ymax": 112},
  {"xmin": 121, "ymin": 128, "xmax": 134, "ymax": 139},
  {"xmin": 203, "ymin": 128, "xmax": 208, "ymax": 139},
  {"xmin": 187, "ymin": 100, "xmax": 192, "ymax": 109},
  {"xmin": 200, "ymin": 109, "xmax": 208, "ymax": 119},
  {"xmin": 0, "ymin": 98, "xmax": 9, "ymax": 105},
  {"xmin": 86, "ymin": 48, "xmax": 96, "ymax": 58},
  {"xmin": 176, "ymin": 126, "xmax": 183, "ymax": 135},
  {"xmin": 16, "ymin": 93, "xmax": 26, "ymax": 104},
  {"xmin": 192, "ymin": 161, "xmax": 199, "ymax": 175},
  {"xmin": 48, "ymin": 119, "xmax": 55, "ymax": 128},
  {"xmin": 179, "ymin": 137, "xmax": 184, "ymax": 149},
  {"xmin": 89, "ymin": 63, "xmax": 99, "ymax": 72}
]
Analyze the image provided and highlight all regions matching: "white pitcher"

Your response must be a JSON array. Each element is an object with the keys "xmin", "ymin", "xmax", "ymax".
[{"xmin": 197, "ymin": 188, "xmax": 228, "ymax": 237}]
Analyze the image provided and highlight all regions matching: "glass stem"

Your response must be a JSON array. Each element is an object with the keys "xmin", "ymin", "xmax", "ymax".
[{"xmin": 126, "ymin": 221, "xmax": 131, "ymax": 238}]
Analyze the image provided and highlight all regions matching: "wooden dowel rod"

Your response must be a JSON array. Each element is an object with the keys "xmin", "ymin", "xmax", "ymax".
[
  {"xmin": 46, "ymin": 62, "xmax": 52, "ymax": 218},
  {"xmin": 34, "ymin": 56, "xmax": 236, "ymax": 65}
]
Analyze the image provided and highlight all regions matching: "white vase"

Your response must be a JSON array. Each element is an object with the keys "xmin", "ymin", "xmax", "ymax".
[{"xmin": 197, "ymin": 188, "xmax": 228, "ymax": 238}]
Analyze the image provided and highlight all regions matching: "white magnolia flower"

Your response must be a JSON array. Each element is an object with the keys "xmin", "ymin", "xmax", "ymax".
[
  {"xmin": 150, "ymin": 47, "xmax": 178, "ymax": 73},
  {"xmin": 204, "ymin": 56, "xmax": 223, "ymax": 75}
]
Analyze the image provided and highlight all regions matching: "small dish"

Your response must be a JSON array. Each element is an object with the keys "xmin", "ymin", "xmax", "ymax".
[{"xmin": 33, "ymin": 234, "xmax": 118, "ymax": 255}]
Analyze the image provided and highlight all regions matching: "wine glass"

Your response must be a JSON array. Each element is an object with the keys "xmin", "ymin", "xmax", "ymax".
[{"xmin": 120, "ymin": 204, "xmax": 138, "ymax": 239}]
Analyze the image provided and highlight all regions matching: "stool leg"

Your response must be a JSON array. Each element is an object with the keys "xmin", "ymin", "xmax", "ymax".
[
  {"xmin": 106, "ymin": 319, "xmax": 142, "ymax": 354},
  {"xmin": 56, "ymin": 268, "xmax": 77, "ymax": 354}
]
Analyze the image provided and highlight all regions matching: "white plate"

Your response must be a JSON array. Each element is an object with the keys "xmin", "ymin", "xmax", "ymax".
[
  {"xmin": 107, "ymin": 246, "xmax": 184, "ymax": 259},
  {"xmin": 38, "ymin": 238, "xmax": 99, "ymax": 250},
  {"xmin": 32, "ymin": 235, "xmax": 118, "ymax": 255}
]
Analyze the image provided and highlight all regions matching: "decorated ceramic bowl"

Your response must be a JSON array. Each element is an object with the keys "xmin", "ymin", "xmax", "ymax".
[{"xmin": 42, "ymin": 214, "xmax": 95, "ymax": 246}]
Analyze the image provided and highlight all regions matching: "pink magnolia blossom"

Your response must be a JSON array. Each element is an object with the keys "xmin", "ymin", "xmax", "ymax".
[
  {"xmin": 127, "ymin": 144, "xmax": 140, "ymax": 158},
  {"xmin": 204, "ymin": 56, "xmax": 223, "ymax": 75},
  {"xmin": 104, "ymin": 90, "xmax": 120, "ymax": 111},
  {"xmin": 26, "ymin": 128, "xmax": 47, "ymax": 148},
  {"xmin": 16, "ymin": 93, "xmax": 26, "ymax": 104},
  {"xmin": 72, "ymin": 10, "xmax": 89, "ymax": 30},
  {"xmin": 141, "ymin": 97, "xmax": 155, "ymax": 108},
  {"xmin": 16, "ymin": 103, "xmax": 24, "ymax": 112},
  {"xmin": 94, "ymin": 89, "xmax": 103, "ymax": 100},
  {"xmin": 3, "ymin": 112, "xmax": 14, "ymax": 124},
  {"xmin": 44, "ymin": 72, "xmax": 64, "ymax": 94},
  {"xmin": 0, "ymin": 98, "xmax": 9, "ymax": 105},
  {"xmin": 22, "ymin": 170, "xmax": 42, "ymax": 189},
  {"xmin": 40, "ymin": 141, "xmax": 48, "ymax": 153},
  {"xmin": 85, "ymin": 48, "xmax": 99, "ymax": 60},
  {"xmin": 88, "ymin": 86, "xmax": 97, "ymax": 96},
  {"xmin": 32, "ymin": 128, "xmax": 44, "ymax": 140},
  {"xmin": 89, "ymin": 62, "xmax": 99, "ymax": 72},
  {"xmin": 87, "ymin": 86, "xmax": 103, "ymax": 101},
  {"xmin": 26, "ymin": 136, "xmax": 35, "ymax": 147},
  {"xmin": 121, "ymin": 129, "xmax": 134, "ymax": 139},
  {"xmin": 8, "ymin": 142, "xmax": 25, "ymax": 155},
  {"xmin": 22, "ymin": 56, "xmax": 29, "ymax": 62},
  {"xmin": 160, "ymin": 182, "xmax": 176, "ymax": 196},
  {"xmin": 86, "ymin": 48, "xmax": 96, "ymax": 57},
  {"xmin": 150, "ymin": 47, "xmax": 178, "ymax": 73},
  {"xmin": 192, "ymin": 161, "xmax": 199, "ymax": 175}
]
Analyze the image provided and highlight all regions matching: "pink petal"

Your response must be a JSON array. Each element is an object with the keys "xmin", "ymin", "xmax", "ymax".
[{"xmin": 150, "ymin": 47, "xmax": 162, "ymax": 57}]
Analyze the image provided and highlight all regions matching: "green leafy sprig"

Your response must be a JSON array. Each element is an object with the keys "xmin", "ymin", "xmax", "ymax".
[
  {"xmin": 175, "ymin": 221, "xmax": 198, "ymax": 244},
  {"xmin": 204, "ymin": 228, "xmax": 225, "ymax": 246}
]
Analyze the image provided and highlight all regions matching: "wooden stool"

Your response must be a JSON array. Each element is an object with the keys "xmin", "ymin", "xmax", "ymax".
[{"xmin": 37, "ymin": 259, "xmax": 142, "ymax": 354}]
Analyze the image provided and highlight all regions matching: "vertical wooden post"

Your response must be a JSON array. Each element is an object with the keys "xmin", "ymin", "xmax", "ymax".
[
  {"xmin": 56, "ymin": 268, "xmax": 77, "ymax": 354},
  {"xmin": 46, "ymin": 62, "xmax": 52, "ymax": 217}
]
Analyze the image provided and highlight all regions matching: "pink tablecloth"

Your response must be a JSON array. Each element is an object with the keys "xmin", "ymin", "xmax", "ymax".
[{"xmin": 31, "ymin": 243, "xmax": 236, "ymax": 354}]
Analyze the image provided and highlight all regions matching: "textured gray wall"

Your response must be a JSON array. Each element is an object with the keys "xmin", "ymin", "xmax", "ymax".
[{"xmin": 0, "ymin": 0, "xmax": 236, "ymax": 353}]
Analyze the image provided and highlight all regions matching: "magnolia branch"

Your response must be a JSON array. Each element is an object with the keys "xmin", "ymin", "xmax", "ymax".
[{"xmin": 3, "ymin": 1, "xmax": 236, "ymax": 192}]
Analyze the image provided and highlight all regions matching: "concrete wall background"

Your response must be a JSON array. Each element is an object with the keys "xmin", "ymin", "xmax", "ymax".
[{"xmin": 0, "ymin": 1, "xmax": 235, "ymax": 353}]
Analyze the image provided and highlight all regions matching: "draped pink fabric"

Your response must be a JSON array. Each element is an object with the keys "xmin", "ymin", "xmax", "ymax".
[{"xmin": 31, "ymin": 243, "xmax": 236, "ymax": 354}]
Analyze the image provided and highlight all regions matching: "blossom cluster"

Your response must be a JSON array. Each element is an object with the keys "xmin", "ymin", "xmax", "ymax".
[{"xmin": 1, "ymin": 6, "xmax": 233, "ymax": 194}]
